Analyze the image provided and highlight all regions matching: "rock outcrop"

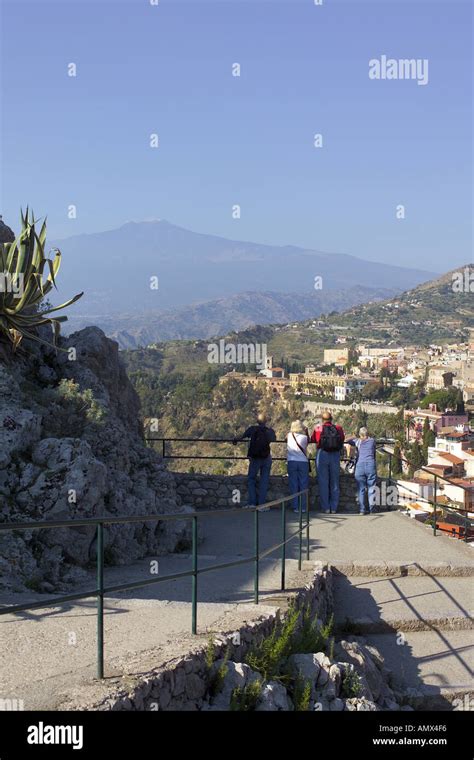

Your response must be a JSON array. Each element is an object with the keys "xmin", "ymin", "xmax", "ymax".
[
  {"xmin": 0, "ymin": 326, "xmax": 190, "ymax": 592},
  {"xmin": 0, "ymin": 218, "xmax": 15, "ymax": 244}
]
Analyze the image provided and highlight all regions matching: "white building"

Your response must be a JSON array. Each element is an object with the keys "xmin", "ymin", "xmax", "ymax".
[
  {"xmin": 334, "ymin": 376, "xmax": 371, "ymax": 401},
  {"xmin": 428, "ymin": 434, "xmax": 474, "ymax": 477},
  {"xmin": 397, "ymin": 374, "xmax": 417, "ymax": 388}
]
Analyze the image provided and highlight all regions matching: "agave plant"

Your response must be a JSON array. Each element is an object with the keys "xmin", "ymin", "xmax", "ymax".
[{"xmin": 0, "ymin": 208, "xmax": 83, "ymax": 350}]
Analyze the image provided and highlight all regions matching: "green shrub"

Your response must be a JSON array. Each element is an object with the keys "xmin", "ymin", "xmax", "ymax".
[
  {"xmin": 42, "ymin": 379, "xmax": 106, "ymax": 437},
  {"xmin": 293, "ymin": 676, "xmax": 312, "ymax": 711},
  {"xmin": 205, "ymin": 637, "xmax": 230, "ymax": 697},
  {"xmin": 229, "ymin": 679, "xmax": 262, "ymax": 711},
  {"xmin": 245, "ymin": 603, "xmax": 335, "ymax": 684},
  {"xmin": 341, "ymin": 668, "xmax": 362, "ymax": 698},
  {"xmin": 205, "ymin": 635, "xmax": 216, "ymax": 670},
  {"xmin": 292, "ymin": 604, "xmax": 334, "ymax": 654},
  {"xmin": 245, "ymin": 603, "xmax": 300, "ymax": 682}
]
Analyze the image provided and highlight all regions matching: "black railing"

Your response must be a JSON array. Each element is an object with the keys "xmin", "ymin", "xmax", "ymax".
[
  {"xmin": 0, "ymin": 490, "xmax": 310, "ymax": 679},
  {"xmin": 146, "ymin": 437, "xmax": 473, "ymax": 540},
  {"xmin": 380, "ymin": 446, "xmax": 473, "ymax": 542},
  {"xmin": 146, "ymin": 437, "xmax": 291, "ymax": 460}
]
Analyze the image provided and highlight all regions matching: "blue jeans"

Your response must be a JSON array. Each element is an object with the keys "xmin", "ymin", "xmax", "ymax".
[
  {"xmin": 355, "ymin": 461, "xmax": 378, "ymax": 513},
  {"xmin": 248, "ymin": 456, "xmax": 272, "ymax": 506},
  {"xmin": 287, "ymin": 460, "xmax": 309, "ymax": 511},
  {"xmin": 316, "ymin": 450, "xmax": 341, "ymax": 513}
]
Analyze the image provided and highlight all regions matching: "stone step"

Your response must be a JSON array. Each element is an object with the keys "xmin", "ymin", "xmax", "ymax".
[
  {"xmin": 363, "ymin": 630, "xmax": 474, "ymax": 710},
  {"xmin": 333, "ymin": 575, "xmax": 474, "ymax": 633},
  {"xmin": 330, "ymin": 561, "xmax": 474, "ymax": 578}
]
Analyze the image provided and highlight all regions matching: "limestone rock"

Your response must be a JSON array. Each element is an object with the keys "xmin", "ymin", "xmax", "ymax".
[
  {"xmin": 255, "ymin": 681, "xmax": 291, "ymax": 711},
  {"xmin": 0, "ymin": 327, "xmax": 190, "ymax": 591},
  {"xmin": 287, "ymin": 653, "xmax": 321, "ymax": 696},
  {"xmin": 335, "ymin": 640, "xmax": 384, "ymax": 701},
  {"xmin": 209, "ymin": 661, "xmax": 260, "ymax": 710}
]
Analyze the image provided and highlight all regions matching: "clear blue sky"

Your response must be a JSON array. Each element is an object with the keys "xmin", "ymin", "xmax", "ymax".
[{"xmin": 1, "ymin": 0, "xmax": 472, "ymax": 271}]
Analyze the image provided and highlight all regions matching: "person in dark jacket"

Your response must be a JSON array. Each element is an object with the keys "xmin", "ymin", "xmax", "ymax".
[
  {"xmin": 310, "ymin": 410, "xmax": 345, "ymax": 514},
  {"xmin": 345, "ymin": 427, "xmax": 378, "ymax": 514},
  {"xmin": 233, "ymin": 413, "xmax": 276, "ymax": 509}
]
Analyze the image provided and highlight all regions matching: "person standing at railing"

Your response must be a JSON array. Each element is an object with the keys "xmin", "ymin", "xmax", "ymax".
[
  {"xmin": 310, "ymin": 410, "xmax": 345, "ymax": 514},
  {"xmin": 345, "ymin": 427, "xmax": 378, "ymax": 515},
  {"xmin": 233, "ymin": 413, "xmax": 276, "ymax": 510},
  {"xmin": 287, "ymin": 420, "xmax": 310, "ymax": 513}
]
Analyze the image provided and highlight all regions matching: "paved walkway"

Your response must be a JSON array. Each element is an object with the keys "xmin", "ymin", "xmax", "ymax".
[{"xmin": 0, "ymin": 509, "xmax": 472, "ymax": 709}]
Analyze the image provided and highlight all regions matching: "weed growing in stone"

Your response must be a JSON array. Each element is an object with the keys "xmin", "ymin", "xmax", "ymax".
[
  {"xmin": 293, "ymin": 604, "xmax": 334, "ymax": 654},
  {"xmin": 229, "ymin": 679, "xmax": 262, "ymax": 711},
  {"xmin": 245, "ymin": 604, "xmax": 300, "ymax": 682},
  {"xmin": 245, "ymin": 603, "xmax": 335, "ymax": 685},
  {"xmin": 293, "ymin": 676, "xmax": 312, "ymax": 711},
  {"xmin": 341, "ymin": 668, "xmax": 362, "ymax": 698},
  {"xmin": 206, "ymin": 638, "xmax": 230, "ymax": 697}
]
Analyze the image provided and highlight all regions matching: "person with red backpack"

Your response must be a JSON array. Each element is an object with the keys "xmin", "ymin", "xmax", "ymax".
[
  {"xmin": 233, "ymin": 413, "xmax": 276, "ymax": 510},
  {"xmin": 310, "ymin": 410, "xmax": 345, "ymax": 514}
]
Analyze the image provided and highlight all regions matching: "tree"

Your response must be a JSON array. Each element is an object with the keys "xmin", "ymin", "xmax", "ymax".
[
  {"xmin": 455, "ymin": 388, "xmax": 465, "ymax": 414},
  {"xmin": 408, "ymin": 440, "xmax": 424, "ymax": 477},
  {"xmin": 420, "ymin": 387, "xmax": 459, "ymax": 412},
  {"xmin": 392, "ymin": 441, "xmax": 403, "ymax": 476},
  {"xmin": 362, "ymin": 380, "xmax": 384, "ymax": 401},
  {"xmin": 421, "ymin": 417, "xmax": 435, "ymax": 463}
]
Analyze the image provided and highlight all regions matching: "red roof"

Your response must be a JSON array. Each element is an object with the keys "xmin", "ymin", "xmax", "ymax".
[
  {"xmin": 448, "ymin": 479, "xmax": 474, "ymax": 489},
  {"xmin": 438, "ymin": 453, "xmax": 465, "ymax": 465}
]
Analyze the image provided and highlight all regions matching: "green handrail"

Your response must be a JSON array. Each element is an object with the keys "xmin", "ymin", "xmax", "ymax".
[{"xmin": 0, "ymin": 489, "xmax": 311, "ymax": 679}]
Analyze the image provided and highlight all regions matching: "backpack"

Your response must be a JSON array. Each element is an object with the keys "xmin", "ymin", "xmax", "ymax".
[
  {"xmin": 248, "ymin": 426, "xmax": 271, "ymax": 459},
  {"xmin": 320, "ymin": 423, "xmax": 343, "ymax": 453}
]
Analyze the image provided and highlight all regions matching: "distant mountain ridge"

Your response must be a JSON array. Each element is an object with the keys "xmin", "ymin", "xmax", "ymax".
[
  {"xmin": 63, "ymin": 285, "xmax": 397, "ymax": 348},
  {"xmin": 51, "ymin": 219, "xmax": 435, "ymax": 315},
  {"xmin": 120, "ymin": 266, "xmax": 474, "ymax": 383},
  {"xmin": 326, "ymin": 263, "xmax": 474, "ymax": 344}
]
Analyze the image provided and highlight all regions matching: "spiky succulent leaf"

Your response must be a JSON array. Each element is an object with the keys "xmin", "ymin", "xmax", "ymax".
[{"xmin": 0, "ymin": 208, "xmax": 83, "ymax": 350}]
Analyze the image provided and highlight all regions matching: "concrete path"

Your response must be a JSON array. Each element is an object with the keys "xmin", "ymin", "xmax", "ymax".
[
  {"xmin": 324, "ymin": 513, "xmax": 473, "ymax": 707},
  {"xmin": 366, "ymin": 630, "xmax": 473, "ymax": 694},
  {"xmin": 0, "ymin": 548, "xmax": 310, "ymax": 710},
  {"xmin": 304, "ymin": 510, "xmax": 474, "ymax": 566},
  {"xmin": 1, "ymin": 508, "xmax": 472, "ymax": 709},
  {"xmin": 333, "ymin": 575, "xmax": 473, "ymax": 632}
]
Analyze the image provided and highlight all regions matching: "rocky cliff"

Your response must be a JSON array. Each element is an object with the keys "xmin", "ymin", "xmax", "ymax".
[{"xmin": 0, "ymin": 326, "xmax": 190, "ymax": 592}]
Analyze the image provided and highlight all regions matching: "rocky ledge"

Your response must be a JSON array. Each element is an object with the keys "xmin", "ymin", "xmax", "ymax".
[{"xmin": 0, "ymin": 327, "xmax": 190, "ymax": 592}]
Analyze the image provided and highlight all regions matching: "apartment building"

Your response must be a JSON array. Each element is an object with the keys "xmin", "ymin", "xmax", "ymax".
[
  {"xmin": 219, "ymin": 371, "xmax": 290, "ymax": 398},
  {"xmin": 290, "ymin": 371, "xmax": 337, "ymax": 397},
  {"xmin": 334, "ymin": 375, "xmax": 371, "ymax": 401},
  {"xmin": 404, "ymin": 406, "xmax": 469, "ymax": 441},
  {"xmin": 323, "ymin": 348, "xmax": 350, "ymax": 367},
  {"xmin": 429, "ymin": 431, "xmax": 474, "ymax": 476},
  {"xmin": 426, "ymin": 366, "xmax": 455, "ymax": 391}
]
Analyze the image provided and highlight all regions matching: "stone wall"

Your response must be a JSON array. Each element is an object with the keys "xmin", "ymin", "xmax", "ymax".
[
  {"xmin": 174, "ymin": 471, "xmax": 361, "ymax": 512},
  {"xmin": 70, "ymin": 561, "xmax": 333, "ymax": 712}
]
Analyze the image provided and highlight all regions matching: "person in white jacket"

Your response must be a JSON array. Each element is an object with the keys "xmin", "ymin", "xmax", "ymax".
[{"xmin": 287, "ymin": 419, "xmax": 310, "ymax": 513}]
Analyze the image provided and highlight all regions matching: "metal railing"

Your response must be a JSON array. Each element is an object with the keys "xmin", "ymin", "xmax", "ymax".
[
  {"xmin": 147, "ymin": 436, "xmax": 473, "ymax": 540},
  {"xmin": 147, "ymin": 436, "xmax": 291, "ymax": 461},
  {"xmin": 380, "ymin": 447, "xmax": 473, "ymax": 542},
  {"xmin": 0, "ymin": 490, "xmax": 310, "ymax": 679}
]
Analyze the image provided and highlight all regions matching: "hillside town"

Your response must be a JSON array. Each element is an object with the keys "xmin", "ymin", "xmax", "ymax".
[
  {"xmin": 219, "ymin": 335, "xmax": 474, "ymax": 409},
  {"xmin": 218, "ymin": 333, "xmax": 474, "ymax": 534}
]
